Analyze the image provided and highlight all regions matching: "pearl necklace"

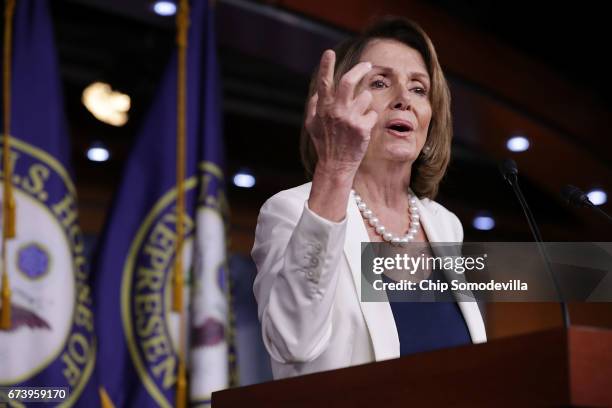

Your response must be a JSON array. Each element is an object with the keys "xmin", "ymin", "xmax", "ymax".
[{"xmin": 352, "ymin": 189, "xmax": 420, "ymax": 246}]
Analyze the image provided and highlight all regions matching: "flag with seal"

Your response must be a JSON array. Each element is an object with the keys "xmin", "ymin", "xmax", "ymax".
[
  {"xmin": 0, "ymin": 0, "xmax": 98, "ymax": 406},
  {"xmin": 93, "ymin": 1, "xmax": 236, "ymax": 407}
]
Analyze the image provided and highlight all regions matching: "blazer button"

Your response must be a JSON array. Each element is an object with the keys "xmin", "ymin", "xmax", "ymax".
[{"xmin": 309, "ymin": 257, "xmax": 319, "ymax": 267}]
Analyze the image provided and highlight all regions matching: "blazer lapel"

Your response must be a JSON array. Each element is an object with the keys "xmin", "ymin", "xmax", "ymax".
[
  {"xmin": 343, "ymin": 190, "xmax": 400, "ymax": 361},
  {"xmin": 343, "ymin": 192, "xmax": 486, "ymax": 361},
  {"xmin": 415, "ymin": 198, "xmax": 487, "ymax": 344}
]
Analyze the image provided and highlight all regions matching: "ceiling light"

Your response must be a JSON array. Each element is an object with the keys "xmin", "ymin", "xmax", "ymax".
[
  {"xmin": 472, "ymin": 213, "xmax": 495, "ymax": 231},
  {"xmin": 82, "ymin": 82, "xmax": 130, "ymax": 126},
  {"xmin": 587, "ymin": 189, "xmax": 607, "ymax": 206},
  {"xmin": 233, "ymin": 171, "xmax": 255, "ymax": 188},
  {"xmin": 506, "ymin": 135, "xmax": 530, "ymax": 152},
  {"xmin": 153, "ymin": 1, "xmax": 176, "ymax": 16},
  {"xmin": 87, "ymin": 143, "xmax": 110, "ymax": 162}
]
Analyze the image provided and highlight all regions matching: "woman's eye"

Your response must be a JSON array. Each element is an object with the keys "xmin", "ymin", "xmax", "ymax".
[
  {"xmin": 370, "ymin": 79, "xmax": 387, "ymax": 89},
  {"xmin": 413, "ymin": 87, "xmax": 428, "ymax": 96}
]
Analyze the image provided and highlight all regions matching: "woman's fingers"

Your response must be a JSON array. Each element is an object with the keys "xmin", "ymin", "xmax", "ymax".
[
  {"xmin": 305, "ymin": 92, "xmax": 319, "ymax": 136},
  {"xmin": 337, "ymin": 61, "xmax": 372, "ymax": 105},
  {"xmin": 310, "ymin": 51, "xmax": 376, "ymax": 153},
  {"xmin": 307, "ymin": 92, "xmax": 318, "ymax": 121},
  {"xmin": 353, "ymin": 90, "xmax": 372, "ymax": 114},
  {"xmin": 317, "ymin": 50, "xmax": 336, "ymax": 104},
  {"xmin": 362, "ymin": 110, "xmax": 378, "ymax": 131}
]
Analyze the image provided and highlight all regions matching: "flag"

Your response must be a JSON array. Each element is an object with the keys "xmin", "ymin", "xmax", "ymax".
[
  {"xmin": 0, "ymin": 0, "xmax": 98, "ymax": 406},
  {"xmin": 93, "ymin": 0, "xmax": 234, "ymax": 406}
]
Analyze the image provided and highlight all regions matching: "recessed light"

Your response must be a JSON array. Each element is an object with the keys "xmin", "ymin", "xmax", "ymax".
[
  {"xmin": 506, "ymin": 135, "xmax": 530, "ymax": 152},
  {"xmin": 153, "ymin": 1, "xmax": 177, "ymax": 16}
]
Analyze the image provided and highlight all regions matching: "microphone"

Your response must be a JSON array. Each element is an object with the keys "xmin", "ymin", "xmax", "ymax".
[
  {"xmin": 499, "ymin": 159, "xmax": 570, "ymax": 328},
  {"xmin": 499, "ymin": 159, "xmax": 542, "ymax": 241},
  {"xmin": 561, "ymin": 185, "xmax": 612, "ymax": 224},
  {"xmin": 499, "ymin": 158, "xmax": 518, "ymax": 183}
]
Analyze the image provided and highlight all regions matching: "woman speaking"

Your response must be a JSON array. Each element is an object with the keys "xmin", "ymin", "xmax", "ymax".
[{"xmin": 251, "ymin": 17, "xmax": 487, "ymax": 380}]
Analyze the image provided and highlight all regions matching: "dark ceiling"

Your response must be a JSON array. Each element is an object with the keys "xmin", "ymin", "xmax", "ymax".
[
  {"xmin": 43, "ymin": 0, "xmax": 611, "ymax": 247},
  {"xmin": 429, "ymin": 0, "xmax": 612, "ymax": 106}
]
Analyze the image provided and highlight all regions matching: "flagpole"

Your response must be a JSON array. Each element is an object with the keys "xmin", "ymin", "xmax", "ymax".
[
  {"xmin": 174, "ymin": 0, "xmax": 190, "ymax": 407},
  {"xmin": 1, "ymin": 0, "xmax": 17, "ymax": 331}
]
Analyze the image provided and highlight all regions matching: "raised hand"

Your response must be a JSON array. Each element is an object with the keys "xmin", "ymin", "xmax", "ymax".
[{"xmin": 305, "ymin": 50, "xmax": 378, "ymax": 176}]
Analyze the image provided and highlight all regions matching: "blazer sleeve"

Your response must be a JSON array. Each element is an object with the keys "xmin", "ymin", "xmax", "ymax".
[{"xmin": 251, "ymin": 192, "xmax": 347, "ymax": 363}]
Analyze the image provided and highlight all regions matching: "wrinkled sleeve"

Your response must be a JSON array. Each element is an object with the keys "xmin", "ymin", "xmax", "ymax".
[{"xmin": 252, "ymin": 193, "xmax": 347, "ymax": 363}]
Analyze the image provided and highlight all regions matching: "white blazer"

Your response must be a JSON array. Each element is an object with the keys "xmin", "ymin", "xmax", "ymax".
[{"xmin": 252, "ymin": 182, "xmax": 487, "ymax": 380}]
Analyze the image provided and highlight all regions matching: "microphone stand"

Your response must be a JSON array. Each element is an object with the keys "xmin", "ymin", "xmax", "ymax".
[{"xmin": 501, "ymin": 163, "xmax": 571, "ymax": 328}]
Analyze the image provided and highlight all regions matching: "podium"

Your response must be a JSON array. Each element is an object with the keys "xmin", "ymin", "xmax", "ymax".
[{"xmin": 212, "ymin": 327, "xmax": 612, "ymax": 407}]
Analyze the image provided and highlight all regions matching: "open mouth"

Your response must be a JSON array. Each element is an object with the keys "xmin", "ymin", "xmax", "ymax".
[
  {"xmin": 386, "ymin": 120, "xmax": 414, "ymax": 135},
  {"xmin": 388, "ymin": 124, "xmax": 411, "ymax": 132}
]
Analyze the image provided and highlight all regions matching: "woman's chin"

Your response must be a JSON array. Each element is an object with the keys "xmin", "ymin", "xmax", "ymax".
[{"xmin": 383, "ymin": 146, "xmax": 417, "ymax": 163}]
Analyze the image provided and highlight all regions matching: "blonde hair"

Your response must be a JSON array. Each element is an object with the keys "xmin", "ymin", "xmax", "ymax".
[{"xmin": 299, "ymin": 17, "xmax": 452, "ymax": 199}]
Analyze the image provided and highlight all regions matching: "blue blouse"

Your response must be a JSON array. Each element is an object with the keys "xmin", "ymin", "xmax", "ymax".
[{"xmin": 383, "ymin": 271, "xmax": 471, "ymax": 356}]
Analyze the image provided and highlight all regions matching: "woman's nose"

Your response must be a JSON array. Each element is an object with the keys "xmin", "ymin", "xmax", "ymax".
[{"xmin": 392, "ymin": 89, "xmax": 411, "ymax": 110}]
